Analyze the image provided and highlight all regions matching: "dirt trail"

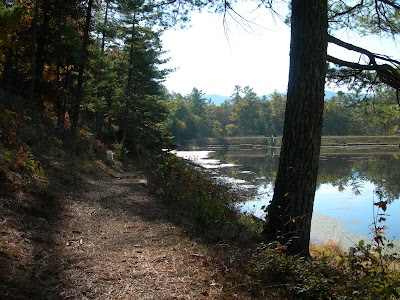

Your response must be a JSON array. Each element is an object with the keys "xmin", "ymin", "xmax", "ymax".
[
  {"xmin": 0, "ymin": 166, "xmax": 270, "ymax": 300},
  {"xmin": 52, "ymin": 171, "xmax": 229, "ymax": 299}
]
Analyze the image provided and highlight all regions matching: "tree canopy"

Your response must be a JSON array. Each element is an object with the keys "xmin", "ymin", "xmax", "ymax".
[{"xmin": 0, "ymin": 0, "xmax": 210, "ymax": 153}]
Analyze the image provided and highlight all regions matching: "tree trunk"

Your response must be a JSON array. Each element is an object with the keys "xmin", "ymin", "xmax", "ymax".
[
  {"xmin": 264, "ymin": 0, "xmax": 328, "ymax": 257},
  {"xmin": 29, "ymin": 0, "xmax": 40, "ymax": 101},
  {"xmin": 72, "ymin": 0, "xmax": 94, "ymax": 134},
  {"xmin": 120, "ymin": 29, "xmax": 136, "ymax": 148},
  {"xmin": 95, "ymin": 0, "xmax": 110, "ymax": 136},
  {"xmin": 101, "ymin": 0, "xmax": 110, "ymax": 56},
  {"xmin": 34, "ymin": 0, "xmax": 51, "ymax": 104}
]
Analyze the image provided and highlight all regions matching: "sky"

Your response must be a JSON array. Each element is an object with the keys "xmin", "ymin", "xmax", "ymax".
[
  {"xmin": 161, "ymin": 3, "xmax": 291, "ymax": 96},
  {"xmin": 161, "ymin": 3, "xmax": 400, "ymax": 97}
]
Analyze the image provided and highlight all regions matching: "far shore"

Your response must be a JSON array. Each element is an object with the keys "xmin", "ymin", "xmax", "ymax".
[{"xmin": 180, "ymin": 135, "xmax": 400, "ymax": 152}]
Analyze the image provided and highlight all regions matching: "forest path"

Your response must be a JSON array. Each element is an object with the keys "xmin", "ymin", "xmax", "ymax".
[{"xmin": 40, "ymin": 168, "xmax": 261, "ymax": 300}]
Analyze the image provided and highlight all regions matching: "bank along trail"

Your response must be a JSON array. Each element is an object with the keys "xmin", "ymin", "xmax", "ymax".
[{"xmin": 0, "ymin": 165, "xmax": 280, "ymax": 299}]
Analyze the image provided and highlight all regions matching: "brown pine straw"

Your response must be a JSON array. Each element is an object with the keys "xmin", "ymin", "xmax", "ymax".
[{"xmin": 0, "ymin": 162, "xmax": 283, "ymax": 299}]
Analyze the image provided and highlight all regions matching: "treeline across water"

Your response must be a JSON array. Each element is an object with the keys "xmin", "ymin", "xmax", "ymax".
[{"xmin": 165, "ymin": 86, "xmax": 400, "ymax": 143}]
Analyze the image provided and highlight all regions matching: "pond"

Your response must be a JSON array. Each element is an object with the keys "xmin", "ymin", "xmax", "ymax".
[{"xmin": 175, "ymin": 149, "xmax": 400, "ymax": 250}]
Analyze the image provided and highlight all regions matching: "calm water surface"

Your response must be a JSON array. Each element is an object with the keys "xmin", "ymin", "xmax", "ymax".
[{"xmin": 176, "ymin": 150, "xmax": 400, "ymax": 249}]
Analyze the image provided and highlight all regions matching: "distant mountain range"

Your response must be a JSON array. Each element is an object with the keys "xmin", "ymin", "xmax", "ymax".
[
  {"xmin": 204, "ymin": 94, "xmax": 231, "ymax": 106},
  {"xmin": 205, "ymin": 90, "xmax": 338, "ymax": 106}
]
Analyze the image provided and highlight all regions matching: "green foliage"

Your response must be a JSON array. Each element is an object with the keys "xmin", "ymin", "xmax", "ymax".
[
  {"xmin": 0, "ymin": 2, "xmax": 22, "ymax": 29},
  {"xmin": 167, "ymin": 85, "xmax": 400, "ymax": 142},
  {"xmin": 337, "ymin": 240, "xmax": 400, "ymax": 299},
  {"xmin": 165, "ymin": 86, "xmax": 275, "ymax": 142},
  {"xmin": 323, "ymin": 88, "xmax": 400, "ymax": 136},
  {"xmin": 148, "ymin": 154, "xmax": 238, "ymax": 235},
  {"xmin": 323, "ymin": 96, "xmax": 354, "ymax": 135},
  {"xmin": 248, "ymin": 238, "xmax": 399, "ymax": 299},
  {"xmin": 2, "ymin": 0, "xmax": 399, "ymax": 156},
  {"xmin": 146, "ymin": 151, "xmax": 399, "ymax": 299},
  {"xmin": 0, "ymin": 109, "xmax": 44, "ymax": 180},
  {"xmin": 229, "ymin": 86, "xmax": 268, "ymax": 136},
  {"xmin": 224, "ymin": 123, "xmax": 238, "ymax": 136},
  {"xmin": 0, "ymin": 0, "xmax": 187, "ymax": 157},
  {"xmin": 2, "ymin": 146, "xmax": 45, "ymax": 179},
  {"xmin": 268, "ymin": 90, "xmax": 286, "ymax": 135},
  {"xmin": 248, "ymin": 242, "xmax": 336, "ymax": 299},
  {"xmin": 112, "ymin": 142, "xmax": 128, "ymax": 159},
  {"xmin": 164, "ymin": 89, "xmax": 213, "ymax": 142}
]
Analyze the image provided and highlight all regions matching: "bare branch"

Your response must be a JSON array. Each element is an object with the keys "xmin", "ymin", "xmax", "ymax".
[
  {"xmin": 222, "ymin": 1, "xmax": 284, "ymax": 39},
  {"xmin": 222, "ymin": 1, "xmax": 259, "ymax": 37},
  {"xmin": 144, "ymin": 0, "xmax": 178, "ymax": 9},
  {"xmin": 377, "ymin": 0, "xmax": 400, "ymax": 10},
  {"xmin": 328, "ymin": 34, "xmax": 400, "ymax": 66},
  {"xmin": 374, "ymin": 53, "xmax": 400, "ymax": 65},
  {"xmin": 328, "ymin": 34, "xmax": 400, "ymax": 90},
  {"xmin": 327, "ymin": 55, "xmax": 400, "ymax": 90},
  {"xmin": 328, "ymin": 35, "xmax": 377, "ymax": 66},
  {"xmin": 328, "ymin": 0, "xmax": 364, "ymax": 19},
  {"xmin": 327, "ymin": 55, "xmax": 376, "ymax": 70}
]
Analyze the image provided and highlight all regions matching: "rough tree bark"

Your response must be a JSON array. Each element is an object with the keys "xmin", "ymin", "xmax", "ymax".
[
  {"xmin": 33, "ymin": 0, "xmax": 51, "ymax": 103},
  {"xmin": 264, "ymin": 0, "xmax": 328, "ymax": 256},
  {"xmin": 72, "ymin": 0, "xmax": 94, "ymax": 134},
  {"xmin": 29, "ymin": 0, "xmax": 40, "ymax": 102}
]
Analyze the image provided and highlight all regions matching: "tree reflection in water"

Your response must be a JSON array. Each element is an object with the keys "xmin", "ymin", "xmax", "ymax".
[{"xmin": 208, "ymin": 150, "xmax": 400, "ymax": 244}]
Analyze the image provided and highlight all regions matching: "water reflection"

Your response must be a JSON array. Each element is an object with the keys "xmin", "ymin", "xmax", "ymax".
[{"xmin": 176, "ymin": 150, "xmax": 400, "ymax": 248}]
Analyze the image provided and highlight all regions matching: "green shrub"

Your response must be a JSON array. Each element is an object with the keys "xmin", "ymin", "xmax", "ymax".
[
  {"xmin": 147, "ymin": 154, "xmax": 238, "ymax": 236},
  {"xmin": 247, "ymin": 242, "xmax": 336, "ymax": 299},
  {"xmin": 0, "ymin": 109, "xmax": 44, "ymax": 180},
  {"xmin": 112, "ymin": 142, "xmax": 129, "ymax": 159}
]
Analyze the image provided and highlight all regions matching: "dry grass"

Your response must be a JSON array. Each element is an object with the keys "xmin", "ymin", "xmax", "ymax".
[
  {"xmin": 310, "ymin": 240, "xmax": 346, "ymax": 260},
  {"xmin": 310, "ymin": 239, "xmax": 346, "ymax": 256},
  {"xmin": 0, "ymin": 157, "xmax": 283, "ymax": 299}
]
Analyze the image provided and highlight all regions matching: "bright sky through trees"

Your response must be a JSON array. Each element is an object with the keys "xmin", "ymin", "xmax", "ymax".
[
  {"xmin": 161, "ymin": 3, "xmax": 291, "ymax": 96},
  {"xmin": 161, "ymin": 3, "xmax": 400, "ymax": 96}
]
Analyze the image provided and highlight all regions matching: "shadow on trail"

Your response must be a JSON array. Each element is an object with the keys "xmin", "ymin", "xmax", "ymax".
[
  {"xmin": 0, "ymin": 162, "xmax": 265, "ymax": 300},
  {"xmin": 0, "ymin": 180, "xmax": 69, "ymax": 299},
  {"xmin": 89, "ymin": 173, "xmax": 255, "ymax": 247},
  {"xmin": 90, "ymin": 176, "xmax": 177, "ymax": 223}
]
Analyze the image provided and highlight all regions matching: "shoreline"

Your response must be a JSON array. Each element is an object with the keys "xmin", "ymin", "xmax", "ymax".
[{"xmin": 181, "ymin": 135, "xmax": 400, "ymax": 151}]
